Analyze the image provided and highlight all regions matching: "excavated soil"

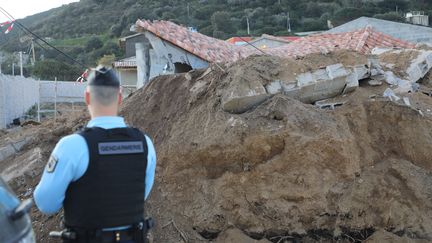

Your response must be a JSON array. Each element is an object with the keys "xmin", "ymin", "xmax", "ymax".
[{"xmin": 1, "ymin": 51, "xmax": 432, "ymax": 243}]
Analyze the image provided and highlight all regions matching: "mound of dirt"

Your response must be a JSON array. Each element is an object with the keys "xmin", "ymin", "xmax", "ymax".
[
  {"xmin": 120, "ymin": 53, "xmax": 432, "ymax": 242},
  {"xmin": 2, "ymin": 51, "xmax": 432, "ymax": 243}
]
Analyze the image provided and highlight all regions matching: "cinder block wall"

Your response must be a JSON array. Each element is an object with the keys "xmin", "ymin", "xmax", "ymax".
[
  {"xmin": 39, "ymin": 81, "xmax": 86, "ymax": 103},
  {"xmin": 0, "ymin": 75, "xmax": 39, "ymax": 128}
]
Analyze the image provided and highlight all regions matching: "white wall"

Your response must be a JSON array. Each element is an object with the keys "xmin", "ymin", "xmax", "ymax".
[
  {"xmin": 0, "ymin": 76, "xmax": 86, "ymax": 128},
  {"xmin": 39, "ymin": 81, "xmax": 86, "ymax": 103},
  {"xmin": 0, "ymin": 75, "xmax": 39, "ymax": 128}
]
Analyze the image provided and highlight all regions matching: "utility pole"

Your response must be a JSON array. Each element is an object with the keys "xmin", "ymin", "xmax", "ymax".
[
  {"xmin": 287, "ymin": 12, "xmax": 292, "ymax": 33},
  {"xmin": 246, "ymin": 16, "xmax": 250, "ymax": 35},
  {"xmin": 31, "ymin": 39, "xmax": 36, "ymax": 65},
  {"xmin": 19, "ymin": 51, "xmax": 23, "ymax": 77},
  {"xmin": 12, "ymin": 63, "xmax": 15, "ymax": 76}
]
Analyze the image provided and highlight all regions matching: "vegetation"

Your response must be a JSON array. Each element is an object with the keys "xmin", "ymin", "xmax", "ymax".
[{"xmin": 0, "ymin": 0, "xmax": 431, "ymax": 80}]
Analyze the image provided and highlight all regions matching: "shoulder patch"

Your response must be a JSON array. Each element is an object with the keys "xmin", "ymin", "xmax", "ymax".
[{"xmin": 46, "ymin": 155, "xmax": 58, "ymax": 173}]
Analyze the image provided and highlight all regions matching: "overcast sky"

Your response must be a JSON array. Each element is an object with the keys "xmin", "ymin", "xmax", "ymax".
[{"xmin": 0, "ymin": 0, "xmax": 79, "ymax": 22}]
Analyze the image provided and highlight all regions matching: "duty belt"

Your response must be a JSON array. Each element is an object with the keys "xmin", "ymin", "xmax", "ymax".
[{"xmin": 50, "ymin": 218, "xmax": 154, "ymax": 243}]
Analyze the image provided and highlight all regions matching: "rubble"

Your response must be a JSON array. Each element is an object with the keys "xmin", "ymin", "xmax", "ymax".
[
  {"xmin": 315, "ymin": 99, "xmax": 346, "ymax": 110},
  {"xmin": 2, "ymin": 50, "xmax": 432, "ymax": 243},
  {"xmin": 368, "ymin": 80, "xmax": 383, "ymax": 86},
  {"xmin": 221, "ymin": 52, "xmax": 371, "ymax": 114}
]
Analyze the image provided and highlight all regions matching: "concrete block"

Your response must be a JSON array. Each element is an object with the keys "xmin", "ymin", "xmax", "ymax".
[
  {"xmin": 0, "ymin": 144, "xmax": 16, "ymax": 161},
  {"xmin": 425, "ymin": 52, "xmax": 432, "ymax": 66},
  {"xmin": 222, "ymin": 78, "xmax": 270, "ymax": 114},
  {"xmin": 11, "ymin": 139, "xmax": 29, "ymax": 152},
  {"xmin": 280, "ymin": 80, "xmax": 297, "ymax": 91},
  {"xmin": 326, "ymin": 63, "xmax": 350, "ymax": 79},
  {"xmin": 353, "ymin": 65, "xmax": 370, "ymax": 80},
  {"xmin": 314, "ymin": 79, "xmax": 329, "ymax": 92},
  {"xmin": 405, "ymin": 51, "xmax": 432, "ymax": 83},
  {"xmin": 297, "ymin": 83, "xmax": 316, "ymax": 103},
  {"xmin": 265, "ymin": 80, "xmax": 283, "ymax": 94},
  {"xmin": 283, "ymin": 87, "xmax": 300, "ymax": 99},
  {"xmin": 297, "ymin": 72, "xmax": 315, "ymax": 86},
  {"xmin": 368, "ymin": 80, "xmax": 383, "ymax": 86},
  {"xmin": 315, "ymin": 99, "xmax": 345, "ymax": 110},
  {"xmin": 371, "ymin": 68, "xmax": 383, "ymax": 76},
  {"xmin": 342, "ymin": 73, "xmax": 359, "ymax": 94},
  {"xmin": 312, "ymin": 69, "xmax": 329, "ymax": 81}
]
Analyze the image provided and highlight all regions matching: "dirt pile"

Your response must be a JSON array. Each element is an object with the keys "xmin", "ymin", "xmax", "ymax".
[
  {"xmin": 1, "ymin": 50, "xmax": 432, "ymax": 242},
  {"xmin": 120, "ymin": 52, "xmax": 432, "ymax": 242}
]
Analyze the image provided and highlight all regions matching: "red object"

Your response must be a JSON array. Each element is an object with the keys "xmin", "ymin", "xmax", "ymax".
[
  {"xmin": 5, "ymin": 23, "xmax": 13, "ymax": 34},
  {"xmin": 0, "ymin": 21, "xmax": 14, "ymax": 34},
  {"xmin": 227, "ymin": 37, "xmax": 253, "ymax": 44},
  {"xmin": 0, "ymin": 21, "xmax": 11, "ymax": 27},
  {"xmin": 76, "ymin": 69, "xmax": 89, "ymax": 83}
]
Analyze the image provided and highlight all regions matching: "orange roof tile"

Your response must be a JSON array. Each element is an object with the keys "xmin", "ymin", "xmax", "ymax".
[
  {"xmin": 268, "ymin": 27, "xmax": 415, "ymax": 57},
  {"xmin": 135, "ymin": 19, "xmax": 251, "ymax": 63},
  {"xmin": 134, "ymin": 20, "xmax": 415, "ymax": 64}
]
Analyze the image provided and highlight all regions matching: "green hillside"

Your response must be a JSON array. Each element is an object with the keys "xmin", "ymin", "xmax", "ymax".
[{"xmin": 0, "ymin": 0, "xmax": 431, "ymax": 80}]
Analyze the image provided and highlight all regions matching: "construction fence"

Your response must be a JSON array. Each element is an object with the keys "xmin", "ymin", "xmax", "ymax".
[{"xmin": 0, "ymin": 74, "xmax": 86, "ymax": 129}]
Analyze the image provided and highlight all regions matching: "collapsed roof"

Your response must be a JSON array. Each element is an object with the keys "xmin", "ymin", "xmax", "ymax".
[{"xmin": 132, "ymin": 19, "xmax": 415, "ymax": 64}]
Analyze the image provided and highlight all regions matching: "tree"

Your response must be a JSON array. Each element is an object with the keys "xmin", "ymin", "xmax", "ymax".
[
  {"xmin": 98, "ymin": 54, "xmax": 116, "ymax": 66},
  {"xmin": 332, "ymin": 7, "xmax": 370, "ymax": 26},
  {"xmin": 211, "ymin": 11, "xmax": 235, "ymax": 36},
  {"xmin": 374, "ymin": 12, "xmax": 405, "ymax": 22},
  {"xmin": 85, "ymin": 37, "xmax": 104, "ymax": 52},
  {"xmin": 32, "ymin": 59, "xmax": 82, "ymax": 81}
]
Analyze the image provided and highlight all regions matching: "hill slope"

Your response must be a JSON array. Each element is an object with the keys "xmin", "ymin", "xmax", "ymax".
[{"xmin": 0, "ymin": 0, "xmax": 431, "ymax": 79}]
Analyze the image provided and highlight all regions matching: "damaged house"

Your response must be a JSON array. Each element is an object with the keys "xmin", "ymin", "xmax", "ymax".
[
  {"xmin": 114, "ymin": 19, "xmax": 427, "ymax": 109},
  {"xmin": 114, "ymin": 20, "xmax": 252, "ymax": 94}
]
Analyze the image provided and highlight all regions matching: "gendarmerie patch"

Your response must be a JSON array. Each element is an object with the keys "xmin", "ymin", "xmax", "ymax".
[
  {"xmin": 46, "ymin": 155, "xmax": 58, "ymax": 173},
  {"xmin": 98, "ymin": 141, "xmax": 144, "ymax": 155}
]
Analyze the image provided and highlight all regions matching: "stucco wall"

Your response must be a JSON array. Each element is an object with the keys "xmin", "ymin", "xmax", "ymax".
[
  {"xmin": 117, "ymin": 69, "xmax": 138, "ymax": 97},
  {"xmin": 0, "ymin": 75, "xmax": 39, "ymax": 128}
]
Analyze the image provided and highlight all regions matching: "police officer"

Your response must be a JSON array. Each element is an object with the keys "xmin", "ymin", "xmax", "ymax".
[{"xmin": 34, "ymin": 66, "xmax": 156, "ymax": 243}]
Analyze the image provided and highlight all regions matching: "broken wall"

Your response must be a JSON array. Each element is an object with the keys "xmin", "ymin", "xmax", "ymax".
[{"xmin": 144, "ymin": 32, "xmax": 209, "ymax": 77}]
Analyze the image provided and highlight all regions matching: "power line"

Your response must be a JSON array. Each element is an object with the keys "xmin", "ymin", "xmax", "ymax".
[{"xmin": 0, "ymin": 6, "xmax": 89, "ymax": 69}]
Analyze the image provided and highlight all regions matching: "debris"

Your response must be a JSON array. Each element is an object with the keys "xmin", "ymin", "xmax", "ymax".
[
  {"xmin": 4, "ymin": 50, "xmax": 432, "ymax": 243},
  {"xmin": 383, "ymin": 88, "xmax": 401, "ymax": 101},
  {"xmin": 384, "ymin": 71, "xmax": 401, "ymax": 85},
  {"xmin": 368, "ymin": 80, "xmax": 383, "ymax": 86},
  {"xmin": 21, "ymin": 120, "xmax": 41, "ymax": 126},
  {"xmin": 403, "ymin": 97, "xmax": 411, "ymax": 107},
  {"xmin": 315, "ymin": 99, "xmax": 346, "ymax": 110}
]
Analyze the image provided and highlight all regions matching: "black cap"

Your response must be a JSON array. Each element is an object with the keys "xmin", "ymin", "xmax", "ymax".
[{"xmin": 87, "ymin": 66, "xmax": 120, "ymax": 87}]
